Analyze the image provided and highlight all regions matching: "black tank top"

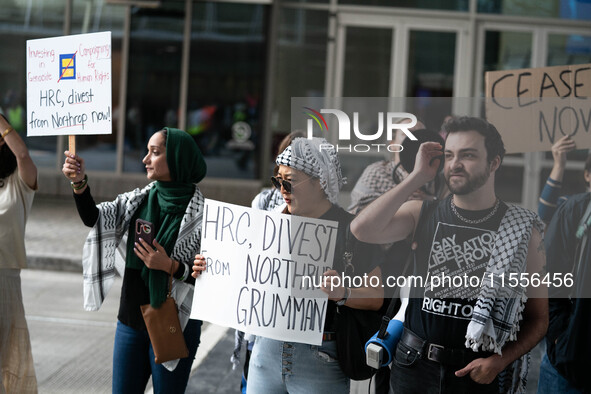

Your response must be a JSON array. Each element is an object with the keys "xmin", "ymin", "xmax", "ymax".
[{"xmin": 405, "ymin": 195, "xmax": 508, "ymax": 348}]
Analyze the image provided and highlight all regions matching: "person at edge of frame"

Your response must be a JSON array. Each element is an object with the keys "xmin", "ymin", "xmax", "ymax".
[
  {"xmin": 0, "ymin": 113, "xmax": 38, "ymax": 393},
  {"xmin": 537, "ymin": 137, "xmax": 591, "ymax": 393}
]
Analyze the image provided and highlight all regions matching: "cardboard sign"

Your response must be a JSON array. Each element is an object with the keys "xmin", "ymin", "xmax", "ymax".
[
  {"xmin": 485, "ymin": 63, "xmax": 591, "ymax": 153},
  {"xmin": 26, "ymin": 32, "xmax": 112, "ymax": 136},
  {"xmin": 190, "ymin": 199, "xmax": 339, "ymax": 346}
]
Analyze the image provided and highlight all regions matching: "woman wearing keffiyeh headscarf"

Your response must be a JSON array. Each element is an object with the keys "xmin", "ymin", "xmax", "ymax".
[
  {"xmin": 62, "ymin": 128, "xmax": 207, "ymax": 394},
  {"xmin": 210, "ymin": 137, "xmax": 385, "ymax": 394}
]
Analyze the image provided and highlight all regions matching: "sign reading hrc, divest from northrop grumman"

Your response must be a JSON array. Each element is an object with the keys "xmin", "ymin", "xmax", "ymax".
[
  {"xmin": 26, "ymin": 31, "xmax": 112, "ymax": 136},
  {"xmin": 190, "ymin": 199, "xmax": 339, "ymax": 346}
]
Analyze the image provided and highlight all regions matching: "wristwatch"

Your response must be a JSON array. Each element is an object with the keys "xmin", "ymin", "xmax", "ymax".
[{"xmin": 336, "ymin": 287, "xmax": 350, "ymax": 306}]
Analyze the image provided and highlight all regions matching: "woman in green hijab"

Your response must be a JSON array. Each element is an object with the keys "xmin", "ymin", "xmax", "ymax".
[{"xmin": 62, "ymin": 128, "xmax": 207, "ymax": 394}]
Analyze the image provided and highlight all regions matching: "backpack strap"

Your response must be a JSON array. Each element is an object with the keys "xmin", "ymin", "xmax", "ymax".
[{"xmin": 343, "ymin": 225, "xmax": 356, "ymax": 276}]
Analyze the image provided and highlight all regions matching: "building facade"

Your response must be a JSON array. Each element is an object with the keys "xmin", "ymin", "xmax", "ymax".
[{"xmin": 1, "ymin": 0, "xmax": 590, "ymax": 207}]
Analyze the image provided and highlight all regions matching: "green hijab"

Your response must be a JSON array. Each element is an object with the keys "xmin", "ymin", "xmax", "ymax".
[{"xmin": 126, "ymin": 127, "xmax": 207, "ymax": 307}]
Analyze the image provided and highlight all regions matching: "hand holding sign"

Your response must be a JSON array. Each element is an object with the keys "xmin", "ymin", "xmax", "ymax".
[
  {"xmin": 192, "ymin": 254, "xmax": 206, "ymax": 278},
  {"xmin": 551, "ymin": 135, "xmax": 577, "ymax": 168},
  {"xmin": 548, "ymin": 135, "xmax": 577, "ymax": 184},
  {"xmin": 62, "ymin": 150, "xmax": 85, "ymax": 183},
  {"xmin": 191, "ymin": 199, "xmax": 339, "ymax": 345},
  {"xmin": 320, "ymin": 269, "xmax": 347, "ymax": 301}
]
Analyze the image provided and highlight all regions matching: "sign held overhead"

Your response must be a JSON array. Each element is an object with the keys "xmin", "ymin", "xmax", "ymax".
[
  {"xmin": 26, "ymin": 31, "xmax": 112, "ymax": 137},
  {"xmin": 485, "ymin": 63, "xmax": 591, "ymax": 153}
]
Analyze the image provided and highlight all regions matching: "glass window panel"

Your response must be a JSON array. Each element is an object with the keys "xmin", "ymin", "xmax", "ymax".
[
  {"xmin": 547, "ymin": 33, "xmax": 591, "ymax": 67},
  {"xmin": 279, "ymin": 0, "xmax": 328, "ymax": 3},
  {"xmin": 0, "ymin": 1, "xmax": 124, "ymax": 171},
  {"xmin": 406, "ymin": 30, "xmax": 456, "ymax": 97},
  {"xmin": 343, "ymin": 27, "xmax": 391, "ymax": 97},
  {"xmin": 481, "ymin": 30, "xmax": 531, "ymax": 159},
  {"xmin": 0, "ymin": 1, "xmax": 67, "ymax": 169},
  {"xmin": 483, "ymin": 31, "xmax": 532, "ymax": 74},
  {"xmin": 478, "ymin": 0, "xmax": 591, "ymax": 21},
  {"xmin": 0, "ymin": 1, "xmax": 64, "ymax": 33},
  {"xmin": 123, "ymin": 4, "xmax": 185, "ymax": 173},
  {"xmin": 70, "ymin": 0, "xmax": 124, "ymax": 171},
  {"xmin": 405, "ymin": 31, "xmax": 455, "ymax": 130},
  {"xmin": 271, "ymin": 8, "xmax": 329, "ymax": 132},
  {"xmin": 72, "ymin": 1, "xmax": 126, "ymax": 35},
  {"xmin": 481, "ymin": 30, "xmax": 532, "ymax": 105},
  {"xmin": 338, "ymin": 0, "xmax": 468, "ymax": 11},
  {"xmin": 187, "ymin": 2, "xmax": 269, "ymax": 179}
]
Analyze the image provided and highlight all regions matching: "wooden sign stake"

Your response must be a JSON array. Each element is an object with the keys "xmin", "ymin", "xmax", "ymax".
[
  {"xmin": 69, "ymin": 135, "xmax": 76, "ymax": 155},
  {"xmin": 68, "ymin": 135, "xmax": 76, "ymax": 178}
]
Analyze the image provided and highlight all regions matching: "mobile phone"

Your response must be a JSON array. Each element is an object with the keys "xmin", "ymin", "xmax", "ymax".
[{"xmin": 135, "ymin": 219, "xmax": 155, "ymax": 246}]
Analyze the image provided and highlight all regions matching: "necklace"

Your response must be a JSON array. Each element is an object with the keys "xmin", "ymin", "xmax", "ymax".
[{"xmin": 450, "ymin": 196, "xmax": 500, "ymax": 224}]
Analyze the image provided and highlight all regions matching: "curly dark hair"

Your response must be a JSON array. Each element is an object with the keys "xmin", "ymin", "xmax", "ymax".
[{"xmin": 443, "ymin": 116, "xmax": 506, "ymax": 165}]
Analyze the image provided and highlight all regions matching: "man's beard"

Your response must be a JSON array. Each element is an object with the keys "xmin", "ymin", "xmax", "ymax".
[{"xmin": 445, "ymin": 166, "xmax": 490, "ymax": 195}]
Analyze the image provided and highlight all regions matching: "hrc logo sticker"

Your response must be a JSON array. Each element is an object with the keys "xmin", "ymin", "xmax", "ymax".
[{"xmin": 58, "ymin": 52, "xmax": 77, "ymax": 81}]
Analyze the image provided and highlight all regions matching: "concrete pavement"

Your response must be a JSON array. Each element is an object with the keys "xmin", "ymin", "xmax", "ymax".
[{"xmin": 22, "ymin": 269, "xmax": 241, "ymax": 394}]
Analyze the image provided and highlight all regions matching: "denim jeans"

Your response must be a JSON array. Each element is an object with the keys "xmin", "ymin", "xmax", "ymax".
[
  {"xmin": 246, "ymin": 336, "xmax": 350, "ymax": 394},
  {"xmin": 112, "ymin": 319, "xmax": 202, "ymax": 394},
  {"xmin": 537, "ymin": 354, "xmax": 582, "ymax": 394},
  {"xmin": 390, "ymin": 341, "xmax": 498, "ymax": 394}
]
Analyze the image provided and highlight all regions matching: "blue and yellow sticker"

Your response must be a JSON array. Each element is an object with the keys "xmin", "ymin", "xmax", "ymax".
[{"xmin": 59, "ymin": 53, "xmax": 76, "ymax": 81}]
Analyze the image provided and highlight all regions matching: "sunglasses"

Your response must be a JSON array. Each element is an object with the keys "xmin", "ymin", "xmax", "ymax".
[{"xmin": 270, "ymin": 176, "xmax": 310, "ymax": 194}]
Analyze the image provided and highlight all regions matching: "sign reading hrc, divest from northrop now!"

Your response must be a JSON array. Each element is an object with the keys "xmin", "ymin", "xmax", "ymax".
[
  {"xmin": 190, "ymin": 199, "xmax": 339, "ymax": 346},
  {"xmin": 26, "ymin": 31, "xmax": 112, "ymax": 136}
]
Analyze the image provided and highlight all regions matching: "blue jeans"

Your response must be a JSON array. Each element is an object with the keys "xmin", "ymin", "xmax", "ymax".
[
  {"xmin": 246, "ymin": 336, "xmax": 350, "ymax": 394},
  {"xmin": 112, "ymin": 319, "xmax": 202, "ymax": 394},
  {"xmin": 537, "ymin": 354, "xmax": 582, "ymax": 394},
  {"xmin": 390, "ymin": 341, "xmax": 498, "ymax": 394}
]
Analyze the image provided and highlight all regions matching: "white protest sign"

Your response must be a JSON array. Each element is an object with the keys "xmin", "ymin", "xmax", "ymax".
[
  {"xmin": 26, "ymin": 31, "xmax": 112, "ymax": 136},
  {"xmin": 190, "ymin": 199, "xmax": 339, "ymax": 346}
]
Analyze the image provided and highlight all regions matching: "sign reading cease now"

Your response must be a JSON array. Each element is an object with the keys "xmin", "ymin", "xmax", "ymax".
[
  {"xmin": 485, "ymin": 63, "xmax": 591, "ymax": 153},
  {"xmin": 191, "ymin": 199, "xmax": 339, "ymax": 346},
  {"xmin": 26, "ymin": 31, "xmax": 112, "ymax": 136}
]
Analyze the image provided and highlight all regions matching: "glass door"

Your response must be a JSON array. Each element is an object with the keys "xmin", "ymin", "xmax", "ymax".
[
  {"xmin": 330, "ymin": 13, "xmax": 470, "ymax": 126},
  {"xmin": 328, "ymin": 13, "xmax": 469, "ymax": 204}
]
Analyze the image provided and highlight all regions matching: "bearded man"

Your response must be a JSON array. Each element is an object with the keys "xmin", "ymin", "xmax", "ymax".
[{"xmin": 351, "ymin": 116, "xmax": 548, "ymax": 393}]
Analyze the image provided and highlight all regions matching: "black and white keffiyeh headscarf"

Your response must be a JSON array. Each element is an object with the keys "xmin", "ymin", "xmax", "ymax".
[
  {"xmin": 466, "ymin": 204, "xmax": 544, "ymax": 393},
  {"xmin": 276, "ymin": 137, "xmax": 345, "ymax": 204}
]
